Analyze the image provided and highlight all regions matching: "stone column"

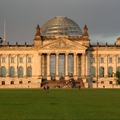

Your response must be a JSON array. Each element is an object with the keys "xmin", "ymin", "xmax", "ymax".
[
  {"xmin": 86, "ymin": 51, "xmax": 91, "ymax": 76},
  {"xmin": 56, "ymin": 53, "xmax": 59, "ymax": 80},
  {"xmin": 65, "ymin": 53, "xmax": 68, "ymax": 80},
  {"xmin": 47, "ymin": 53, "xmax": 51, "ymax": 80},
  {"xmin": 74, "ymin": 53, "xmax": 77, "ymax": 79},
  {"xmin": 81, "ymin": 53, "xmax": 86, "ymax": 78},
  {"xmin": 39, "ymin": 53, "xmax": 42, "ymax": 77},
  {"xmin": 41, "ymin": 55, "xmax": 44, "ymax": 77}
]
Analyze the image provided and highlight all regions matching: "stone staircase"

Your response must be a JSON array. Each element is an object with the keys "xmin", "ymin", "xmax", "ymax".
[{"xmin": 41, "ymin": 79, "xmax": 85, "ymax": 88}]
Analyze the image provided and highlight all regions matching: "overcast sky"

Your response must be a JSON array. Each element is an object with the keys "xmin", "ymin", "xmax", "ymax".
[{"xmin": 0, "ymin": 0, "xmax": 120, "ymax": 45}]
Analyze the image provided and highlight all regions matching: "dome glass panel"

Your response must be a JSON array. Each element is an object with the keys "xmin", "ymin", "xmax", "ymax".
[{"xmin": 41, "ymin": 16, "xmax": 82, "ymax": 36}]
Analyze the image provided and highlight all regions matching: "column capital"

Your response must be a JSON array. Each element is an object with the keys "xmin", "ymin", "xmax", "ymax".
[
  {"xmin": 65, "ymin": 53, "xmax": 68, "ymax": 56},
  {"xmin": 47, "ymin": 53, "xmax": 51, "ymax": 56},
  {"xmin": 82, "ymin": 53, "xmax": 86, "ymax": 56},
  {"xmin": 56, "ymin": 53, "xmax": 59, "ymax": 56},
  {"xmin": 74, "ymin": 53, "xmax": 77, "ymax": 56},
  {"xmin": 10, "ymin": 54, "xmax": 18, "ymax": 57},
  {"xmin": 38, "ymin": 53, "xmax": 42, "ymax": 56}
]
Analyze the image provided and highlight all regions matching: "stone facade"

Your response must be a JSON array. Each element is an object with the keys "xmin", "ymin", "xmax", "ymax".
[{"xmin": 0, "ymin": 17, "xmax": 120, "ymax": 88}]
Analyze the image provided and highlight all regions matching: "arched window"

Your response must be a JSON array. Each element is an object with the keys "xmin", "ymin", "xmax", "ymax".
[
  {"xmin": 108, "ymin": 66, "xmax": 113, "ymax": 77},
  {"xmin": 28, "ymin": 81, "xmax": 31, "ymax": 83},
  {"xmin": 18, "ymin": 66, "xmax": 23, "ymax": 77},
  {"xmin": 91, "ymin": 66, "xmax": 96, "ymax": 77},
  {"xmin": 2, "ymin": 81, "xmax": 5, "ymax": 85},
  {"xmin": 10, "ymin": 81, "xmax": 14, "ymax": 84},
  {"xmin": 10, "ymin": 66, "xmax": 15, "ymax": 77},
  {"xmin": 27, "ymin": 66, "xmax": 32, "ymax": 77},
  {"xmin": 99, "ymin": 67, "xmax": 104, "ymax": 77},
  {"xmin": 117, "ymin": 66, "xmax": 120, "ymax": 71},
  {"xmin": 1, "ymin": 66, "xmax": 6, "ymax": 77},
  {"xmin": 19, "ymin": 81, "xmax": 23, "ymax": 84}
]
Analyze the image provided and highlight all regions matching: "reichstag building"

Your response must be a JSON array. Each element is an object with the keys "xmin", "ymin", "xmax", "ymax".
[{"xmin": 0, "ymin": 16, "xmax": 120, "ymax": 88}]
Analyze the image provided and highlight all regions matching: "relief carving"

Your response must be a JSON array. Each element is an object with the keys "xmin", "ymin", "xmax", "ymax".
[{"xmin": 49, "ymin": 40, "xmax": 76, "ymax": 49}]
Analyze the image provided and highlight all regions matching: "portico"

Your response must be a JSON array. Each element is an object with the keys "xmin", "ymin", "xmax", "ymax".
[{"xmin": 39, "ymin": 51, "xmax": 87, "ymax": 81}]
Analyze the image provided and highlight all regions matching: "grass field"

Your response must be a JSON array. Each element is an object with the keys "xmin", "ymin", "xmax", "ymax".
[{"xmin": 0, "ymin": 88, "xmax": 120, "ymax": 120}]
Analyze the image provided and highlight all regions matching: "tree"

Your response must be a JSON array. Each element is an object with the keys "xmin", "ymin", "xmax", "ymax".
[{"xmin": 115, "ymin": 71, "xmax": 120, "ymax": 84}]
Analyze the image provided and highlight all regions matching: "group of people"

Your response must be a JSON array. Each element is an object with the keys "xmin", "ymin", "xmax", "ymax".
[{"xmin": 43, "ymin": 85, "xmax": 49, "ymax": 92}]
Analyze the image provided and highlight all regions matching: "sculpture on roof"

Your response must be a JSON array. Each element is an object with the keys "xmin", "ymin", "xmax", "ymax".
[
  {"xmin": 83, "ymin": 25, "xmax": 89, "ymax": 36},
  {"xmin": 35, "ymin": 24, "xmax": 41, "ymax": 36}
]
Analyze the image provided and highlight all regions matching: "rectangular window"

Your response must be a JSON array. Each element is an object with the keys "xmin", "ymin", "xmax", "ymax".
[
  {"xmin": 101, "ymin": 81, "xmax": 104, "ymax": 84},
  {"xmin": 109, "ymin": 58, "xmax": 112, "ymax": 63},
  {"xmin": 28, "ymin": 57, "xmax": 31, "ymax": 63},
  {"xmin": 118, "ymin": 58, "xmax": 120, "ymax": 63},
  {"xmin": 91, "ymin": 58, "xmax": 95, "ymax": 63},
  {"xmin": 109, "ymin": 81, "xmax": 113, "ymax": 84},
  {"xmin": 2, "ymin": 57, "xmax": 5, "ymax": 63},
  {"xmin": 11, "ymin": 57, "xmax": 14, "ymax": 63},
  {"xmin": 19, "ymin": 57, "xmax": 23, "ymax": 63},
  {"xmin": 100, "ymin": 58, "xmax": 104, "ymax": 63}
]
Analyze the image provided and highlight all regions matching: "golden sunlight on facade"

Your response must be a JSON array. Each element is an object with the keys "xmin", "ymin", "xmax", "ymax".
[{"xmin": 0, "ymin": 16, "xmax": 120, "ymax": 88}]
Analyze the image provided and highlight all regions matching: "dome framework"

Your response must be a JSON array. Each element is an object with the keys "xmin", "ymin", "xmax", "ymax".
[{"xmin": 41, "ymin": 16, "xmax": 82, "ymax": 36}]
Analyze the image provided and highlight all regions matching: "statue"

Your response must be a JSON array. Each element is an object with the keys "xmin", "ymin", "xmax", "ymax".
[
  {"xmin": 83, "ymin": 24, "xmax": 88, "ymax": 36},
  {"xmin": 35, "ymin": 24, "xmax": 40, "ymax": 36}
]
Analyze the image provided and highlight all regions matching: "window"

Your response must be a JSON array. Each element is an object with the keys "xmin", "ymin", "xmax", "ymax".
[
  {"xmin": 10, "ymin": 67, "xmax": 15, "ymax": 77},
  {"xmin": 1, "ymin": 67, "xmax": 6, "ymax": 77},
  {"xmin": 91, "ymin": 66, "xmax": 96, "ymax": 77},
  {"xmin": 99, "ymin": 67, "xmax": 104, "ymax": 77},
  {"xmin": 100, "ymin": 58, "xmax": 104, "ymax": 63},
  {"xmin": 28, "ymin": 81, "xmax": 31, "ymax": 83},
  {"xmin": 28, "ymin": 57, "xmax": 31, "ymax": 63},
  {"xmin": 101, "ymin": 81, "xmax": 104, "ymax": 84},
  {"xmin": 11, "ymin": 57, "xmax": 14, "ymax": 63},
  {"xmin": 19, "ymin": 57, "xmax": 23, "ymax": 63},
  {"xmin": 19, "ymin": 81, "xmax": 23, "ymax": 84},
  {"xmin": 108, "ymin": 67, "xmax": 113, "ymax": 77},
  {"xmin": 92, "ymin": 80, "xmax": 96, "ymax": 83},
  {"xmin": 91, "ymin": 58, "xmax": 95, "ymax": 63},
  {"xmin": 117, "ymin": 67, "xmax": 120, "ymax": 71},
  {"xmin": 118, "ymin": 58, "xmax": 120, "ymax": 63},
  {"xmin": 109, "ymin": 58, "xmax": 112, "ymax": 63},
  {"xmin": 2, "ymin": 57, "xmax": 5, "ymax": 63},
  {"xmin": 27, "ymin": 66, "xmax": 32, "ymax": 77},
  {"xmin": 2, "ymin": 81, "xmax": 5, "ymax": 85},
  {"xmin": 109, "ymin": 81, "xmax": 113, "ymax": 84},
  {"xmin": 18, "ymin": 67, "xmax": 24, "ymax": 77},
  {"xmin": 10, "ymin": 81, "xmax": 14, "ymax": 84}
]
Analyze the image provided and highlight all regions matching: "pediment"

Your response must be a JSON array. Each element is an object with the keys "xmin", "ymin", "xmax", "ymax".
[{"xmin": 40, "ymin": 38, "xmax": 87, "ymax": 50}]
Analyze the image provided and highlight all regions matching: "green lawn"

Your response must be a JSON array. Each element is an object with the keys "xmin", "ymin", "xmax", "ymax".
[{"xmin": 0, "ymin": 88, "xmax": 120, "ymax": 120}]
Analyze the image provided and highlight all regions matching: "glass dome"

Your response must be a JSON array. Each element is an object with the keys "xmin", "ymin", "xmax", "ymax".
[{"xmin": 41, "ymin": 16, "xmax": 82, "ymax": 36}]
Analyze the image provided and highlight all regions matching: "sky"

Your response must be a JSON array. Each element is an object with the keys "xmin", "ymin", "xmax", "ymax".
[{"xmin": 0, "ymin": 0, "xmax": 120, "ymax": 45}]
